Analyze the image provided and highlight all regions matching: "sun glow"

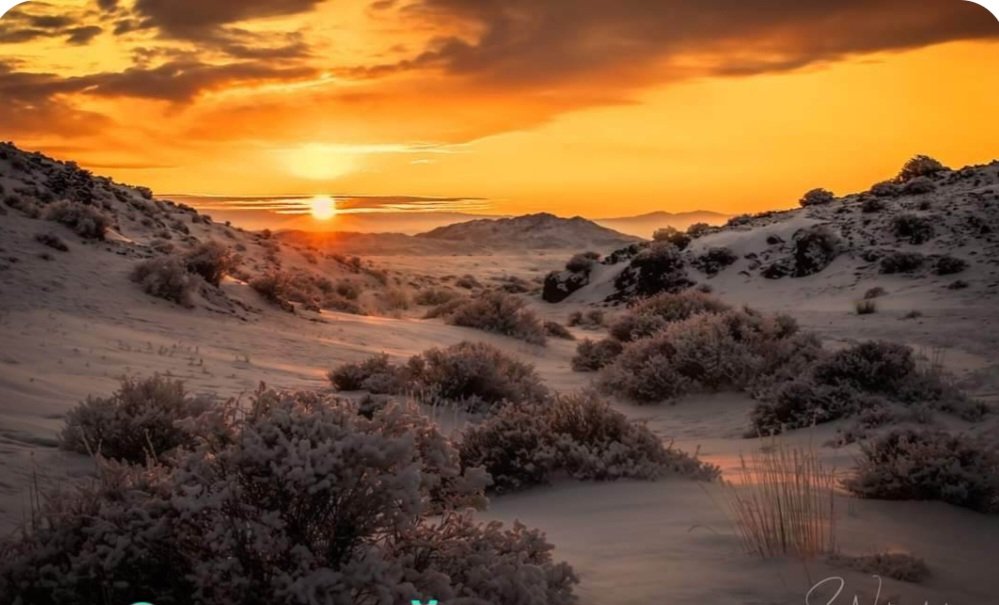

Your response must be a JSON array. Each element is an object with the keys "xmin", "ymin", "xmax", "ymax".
[{"xmin": 309, "ymin": 196, "xmax": 338, "ymax": 221}]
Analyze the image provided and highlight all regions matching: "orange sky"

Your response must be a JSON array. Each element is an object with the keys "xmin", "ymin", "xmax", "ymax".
[{"xmin": 2, "ymin": 0, "xmax": 998, "ymax": 218}]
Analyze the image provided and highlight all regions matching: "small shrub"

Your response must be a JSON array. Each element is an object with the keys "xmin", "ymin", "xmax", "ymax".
[
  {"xmin": 59, "ymin": 375, "xmax": 212, "ymax": 464},
  {"xmin": 870, "ymin": 180, "xmax": 900, "ymax": 197},
  {"xmin": 902, "ymin": 176, "xmax": 936, "ymax": 195},
  {"xmin": 947, "ymin": 279, "xmax": 969, "ymax": 290},
  {"xmin": 183, "ymin": 240, "xmax": 236, "ymax": 286},
  {"xmin": 863, "ymin": 286, "xmax": 886, "ymax": 299},
  {"xmin": 892, "ymin": 213, "xmax": 934, "ymax": 244},
  {"xmin": 571, "ymin": 338, "xmax": 624, "ymax": 372},
  {"xmin": 131, "ymin": 256, "xmax": 197, "ymax": 307},
  {"xmin": 621, "ymin": 242, "xmax": 693, "ymax": 296},
  {"xmin": 692, "ymin": 247, "xmax": 738, "ymax": 275},
  {"xmin": 861, "ymin": 197, "xmax": 885, "ymax": 213},
  {"xmin": 44, "ymin": 201, "xmax": 109, "ymax": 240},
  {"xmin": 609, "ymin": 291, "xmax": 730, "ymax": 342},
  {"xmin": 328, "ymin": 353, "xmax": 402, "ymax": 393},
  {"xmin": 799, "ymin": 188, "xmax": 835, "ymax": 207},
  {"xmin": 828, "ymin": 552, "xmax": 930, "ymax": 583},
  {"xmin": 934, "ymin": 255, "xmax": 968, "ymax": 276},
  {"xmin": 651, "ymin": 226, "xmax": 691, "ymax": 250},
  {"xmin": 686, "ymin": 222, "xmax": 714, "ymax": 238},
  {"xmin": 414, "ymin": 286, "xmax": 459, "ymax": 306},
  {"xmin": 442, "ymin": 291, "xmax": 547, "ymax": 345},
  {"xmin": 34, "ymin": 232, "xmax": 68, "ymax": 252},
  {"xmin": 459, "ymin": 393, "xmax": 717, "ymax": 492},
  {"xmin": 565, "ymin": 251, "xmax": 600, "ymax": 273},
  {"xmin": 455, "ymin": 274, "xmax": 481, "ymax": 289},
  {"xmin": 896, "ymin": 155, "xmax": 946, "ymax": 182},
  {"xmin": 544, "ymin": 320, "xmax": 575, "ymax": 340},
  {"xmin": 855, "ymin": 300, "xmax": 877, "ymax": 315},
  {"xmin": 567, "ymin": 309, "xmax": 604, "ymax": 328},
  {"xmin": 845, "ymin": 429, "xmax": 999, "ymax": 513},
  {"xmin": 880, "ymin": 251, "xmax": 925, "ymax": 274},
  {"xmin": 791, "ymin": 225, "xmax": 840, "ymax": 276}
]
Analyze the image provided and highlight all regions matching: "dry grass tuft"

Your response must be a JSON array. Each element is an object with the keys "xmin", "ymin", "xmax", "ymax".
[{"xmin": 723, "ymin": 443, "xmax": 837, "ymax": 559}]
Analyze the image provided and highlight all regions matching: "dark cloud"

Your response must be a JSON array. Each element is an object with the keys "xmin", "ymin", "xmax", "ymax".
[
  {"xmin": 66, "ymin": 25, "xmax": 102, "ymax": 45},
  {"xmin": 133, "ymin": 0, "xmax": 326, "ymax": 38},
  {"xmin": 369, "ymin": 0, "xmax": 998, "ymax": 87}
]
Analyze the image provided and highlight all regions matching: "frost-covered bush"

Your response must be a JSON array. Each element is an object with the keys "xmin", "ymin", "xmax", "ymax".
[
  {"xmin": 183, "ymin": 240, "xmax": 236, "ymax": 287},
  {"xmin": 619, "ymin": 242, "xmax": 693, "ymax": 297},
  {"xmin": 608, "ymin": 291, "xmax": 730, "ymax": 342},
  {"xmin": 901, "ymin": 176, "xmax": 936, "ymax": 195},
  {"xmin": 328, "ymin": 353, "xmax": 403, "ymax": 393},
  {"xmin": 59, "ymin": 375, "xmax": 212, "ymax": 464},
  {"xmin": 131, "ymin": 256, "xmax": 197, "ymax": 307},
  {"xmin": 892, "ymin": 213, "xmax": 934, "ymax": 244},
  {"xmin": 686, "ymin": 222, "xmax": 715, "ymax": 238},
  {"xmin": 3, "ymin": 390, "xmax": 575, "ymax": 604},
  {"xmin": 439, "ymin": 290, "xmax": 547, "ymax": 345},
  {"xmin": 601, "ymin": 308, "xmax": 798, "ymax": 403},
  {"xmin": 880, "ymin": 251, "xmax": 925, "ymax": 274},
  {"xmin": 565, "ymin": 251, "xmax": 600, "ymax": 273},
  {"xmin": 44, "ymin": 201, "xmax": 109, "ymax": 240},
  {"xmin": 934, "ymin": 255, "xmax": 968, "ymax": 276},
  {"xmin": 861, "ymin": 197, "xmax": 886, "ymax": 213},
  {"xmin": 459, "ymin": 393, "xmax": 718, "ymax": 492},
  {"xmin": 791, "ymin": 225, "xmax": 840, "ymax": 276},
  {"xmin": 870, "ymin": 180, "xmax": 900, "ymax": 197},
  {"xmin": 845, "ymin": 429, "xmax": 999, "ymax": 513},
  {"xmin": 692, "ymin": 247, "xmax": 738, "ymax": 275},
  {"xmin": 896, "ymin": 155, "xmax": 946, "ymax": 183},
  {"xmin": 571, "ymin": 338, "xmax": 624, "ymax": 372},
  {"xmin": 405, "ymin": 342, "xmax": 549, "ymax": 411},
  {"xmin": 544, "ymin": 320, "xmax": 575, "ymax": 340},
  {"xmin": 799, "ymin": 188, "xmax": 835, "ymax": 207},
  {"xmin": 651, "ymin": 226, "xmax": 691, "ymax": 250}
]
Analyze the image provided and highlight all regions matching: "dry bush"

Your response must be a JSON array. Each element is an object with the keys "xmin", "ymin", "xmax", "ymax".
[
  {"xmin": 870, "ymin": 180, "xmax": 900, "ymax": 197},
  {"xmin": 44, "ymin": 201, "xmax": 109, "ymax": 240},
  {"xmin": 439, "ymin": 291, "xmax": 547, "ymax": 345},
  {"xmin": 131, "ymin": 256, "xmax": 197, "ymax": 307},
  {"xmin": 59, "ymin": 375, "xmax": 212, "ymax": 464},
  {"xmin": 183, "ymin": 240, "xmax": 236, "ymax": 286},
  {"xmin": 692, "ymin": 247, "xmax": 738, "ymax": 275},
  {"xmin": 3, "ymin": 390, "xmax": 575, "ymax": 605},
  {"xmin": 620, "ymin": 242, "xmax": 693, "ymax": 296},
  {"xmin": 651, "ymin": 226, "xmax": 691, "ymax": 250},
  {"xmin": 567, "ymin": 309, "xmax": 604, "ymax": 328},
  {"xmin": 934, "ymin": 255, "xmax": 968, "ymax": 275},
  {"xmin": 686, "ymin": 222, "xmax": 715, "ymax": 238},
  {"xmin": 879, "ymin": 251, "xmax": 925, "ymax": 274},
  {"xmin": 723, "ymin": 443, "xmax": 836, "ymax": 559},
  {"xmin": 861, "ymin": 197, "xmax": 886, "ymax": 212},
  {"xmin": 845, "ymin": 429, "xmax": 999, "ymax": 513},
  {"xmin": 34, "ymin": 232, "xmax": 68, "ymax": 252},
  {"xmin": 459, "ymin": 392, "xmax": 718, "ymax": 492},
  {"xmin": 571, "ymin": 338, "xmax": 624, "ymax": 372},
  {"xmin": 565, "ymin": 251, "xmax": 601, "ymax": 273},
  {"xmin": 414, "ymin": 286, "xmax": 459, "ymax": 306},
  {"xmin": 892, "ymin": 213, "xmax": 934, "ymax": 244},
  {"xmin": 328, "ymin": 353, "xmax": 402, "ymax": 393},
  {"xmin": 863, "ymin": 286, "xmax": 886, "ymax": 299},
  {"xmin": 799, "ymin": 188, "xmax": 835, "ymax": 207},
  {"xmin": 855, "ymin": 299, "xmax": 877, "ymax": 315},
  {"xmin": 896, "ymin": 155, "xmax": 946, "ymax": 182},
  {"xmin": 828, "ymin": 552, "xmax": 930, "ymax": 583},
  {"xmin": 544, "ymin": 320, "xmax": 575, "ymax": 340},
  {"xmin": 608, "ymin": 291, "xmax": 730, "ymax": 342},
  {"xmin": 250, "ymin": 270, "xmax": 364, "ymax": 314}
]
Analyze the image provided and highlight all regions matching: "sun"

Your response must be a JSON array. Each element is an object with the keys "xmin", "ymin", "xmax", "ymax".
[{"xmin": 309, "ymin": 195, "xmax": 338, "ymax": 221}]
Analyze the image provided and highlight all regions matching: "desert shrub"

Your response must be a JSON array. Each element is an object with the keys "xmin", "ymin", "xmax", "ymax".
[
  {"xmin": 861, "ymin": 197, "xmax": 885, "ymax": 212},
  {"xmin": 459, "ymin": 393, "xmax": 718, "ymax": 492},
  {"xmin": 455, "ymin": 274, "xmax": 481, "ymax": 289},
  {"xmin": 59, "ymin": 375, "xmax": 212, "ymax": 464},
  {"xmin": 441, "ymin": 291, "xmax": 547, "ymax": 345},
  {"xmin": 947, "ymin": 279, "xmax": 969, "ymax": 290},
  {"xmin": 250, "ymin": 270, "xmax": 363, "ymax": 314},
  {"xmin": 651, "ymin": 226, "xmax": 691, "ymax": 250},
  {"xmin": 845, "ymin": 429, "xmax": 999, "ymax": 513},
  {"xmin": 799, "ymin": 188, "xmax": 835, "ymax": 207},
  {"xmin": 902, "ymin": 176, "xmax": 936, "ymax": 195},
  {"xmin": 602, "ymin": 308, "xmax": 797, "ymax": 403},
  {"xmin": 896, "ymin": 155, "xmax": 946, "ymax": 182},
  {"xmin": 567, "ymin": 309, "xmax": 604, "ymax": 328},
  {"xmin": 44, "ymin": 201, "xmax": 109, "ymax": 240},
  {"xmin": 405, "ymin": 342, "xmax": 549, "ymax": 411},
  {"xmin": 934, "ymin": 255, "xmax": 968, "ymax": 275},
  {"xmin": 131, "ymin": 256, "xmax": 197, "ymax": 307},
  {"xmin": 892, "ymin": 213, "xmax": 934, "ymax": 244},
  {"xmin": 692, "ymin": 247, "xmax": 738, "ymax": 275},
  {"xmin": 855, "ymin": 300, "xmax": 877, "ymax": 315},
  {"xmin": 544, "ymin": 320, "xmax": 575, "ymax": 340},
  {"xmin": 828, "ymin": 552, "xmax": 930, "ymax": 583},
  {"xmin": 182, "ymin": 240, "xmax": 236, "ymax": 286},
  {"xmin": 571, "ymin": 338, "xmax": 624, "ymax": 372},
  {"xmin": 870, "ymin": 180, "xmax": 900, "ymax": 197},
  {"xmin": 863, "ymin": 286, "xmax": 886, "ymax": 299},
  {"xmin": 4, "ymin": 390, "xmax": 574, "ymax": 605},
  {"xmin": 248, "ymin": 272, "xmax": 293, "ymax": 311},
  {"xmin": 565, "ymin": 251, "xmax": 600, "ymax": 273},
  {"xmin": 328, "ymin": 353, "xmax": 403, "ymax": 393},
  {"xmin": 880, "ymin": 251, "xmax": 925, "ymax": 274},
  {"xmin": 4, "ymin": 193, "xmax": 40, "ymax": 217},
  {"xmin": 34, "ymin": 232, "xmax": 68, "ymax": 252},
  {"xmin": 686, "ymin": 222, "xmax": 714, "ymax": 238},
  {"xmin": 609, "ymin": 291, "xmax": 730, "ymax": 342},
  {"xmin": 791, "ymin": 225, "xmax": 840, "ymax": 276},
  {"xmin": 620, "ymin": 242, "xmax": 693, "ymax": 296},
  {"xmin": 414, "ymin": 286, "xmax": 458, "ymax": 306}
]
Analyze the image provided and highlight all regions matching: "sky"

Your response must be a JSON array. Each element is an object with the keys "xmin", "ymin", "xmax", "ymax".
[{"xmin": 2, "ymin": 0, "xmax": 998, "ymax": 221}]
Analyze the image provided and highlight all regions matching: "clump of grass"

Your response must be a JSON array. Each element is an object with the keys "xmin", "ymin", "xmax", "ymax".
[
  {"xmin": 722, "ymin": 443, "xmax": 837, "ymax": 559},
  {"xmin": 828, "ymin": 552, "xmax": 929, "ymax": 583},
  {"xmin": 855, "ymin": 300, "xmax": 877, "ymax": 315}
]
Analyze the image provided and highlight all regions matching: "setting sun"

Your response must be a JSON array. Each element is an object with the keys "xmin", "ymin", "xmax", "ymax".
[{"xmin": 309, "ymin": 195, "xmax": 338, "ymax": 221}]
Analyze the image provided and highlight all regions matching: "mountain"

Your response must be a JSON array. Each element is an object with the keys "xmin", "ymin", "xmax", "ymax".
[
  {"xmin": 417, "ymin": 212, "xmax": 640, "ymax": 250},
  {"xmin": 595, "ymin": 210, "xmax": 729, "ymax": 238}
]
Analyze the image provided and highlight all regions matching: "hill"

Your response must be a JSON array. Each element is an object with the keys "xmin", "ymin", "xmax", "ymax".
[
  {"xmin": 594, "ymin": 210, "xmax": 729, "ymax": 238},
  {"xmin": 417, "ymin": 212, "xmax": 640, "ymax": 250}
]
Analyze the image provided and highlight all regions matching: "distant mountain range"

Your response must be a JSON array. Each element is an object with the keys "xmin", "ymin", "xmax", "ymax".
[
  {"xmin": 418, "ymin": 213, "xmax": 640, "ymax": 249},
  {"xmin": 594, "ymin": 210, "xmax": 730, "ymax": 238}
]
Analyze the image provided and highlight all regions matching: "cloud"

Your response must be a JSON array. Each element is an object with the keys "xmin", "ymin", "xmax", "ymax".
[
  {"xmin": 368, "ymin": 0, "xmax": 998, "ymax": 88},
  {"xmin": 0, "ymin": 3, "xmax": 97, "ymax": 45},
  {"xmin": 133, "ymin": 0, "xmax": 327, "ymax": 38},
  {"xmin": 66, "ymin": 25, "xmax": 102, "ymax": 45}
]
